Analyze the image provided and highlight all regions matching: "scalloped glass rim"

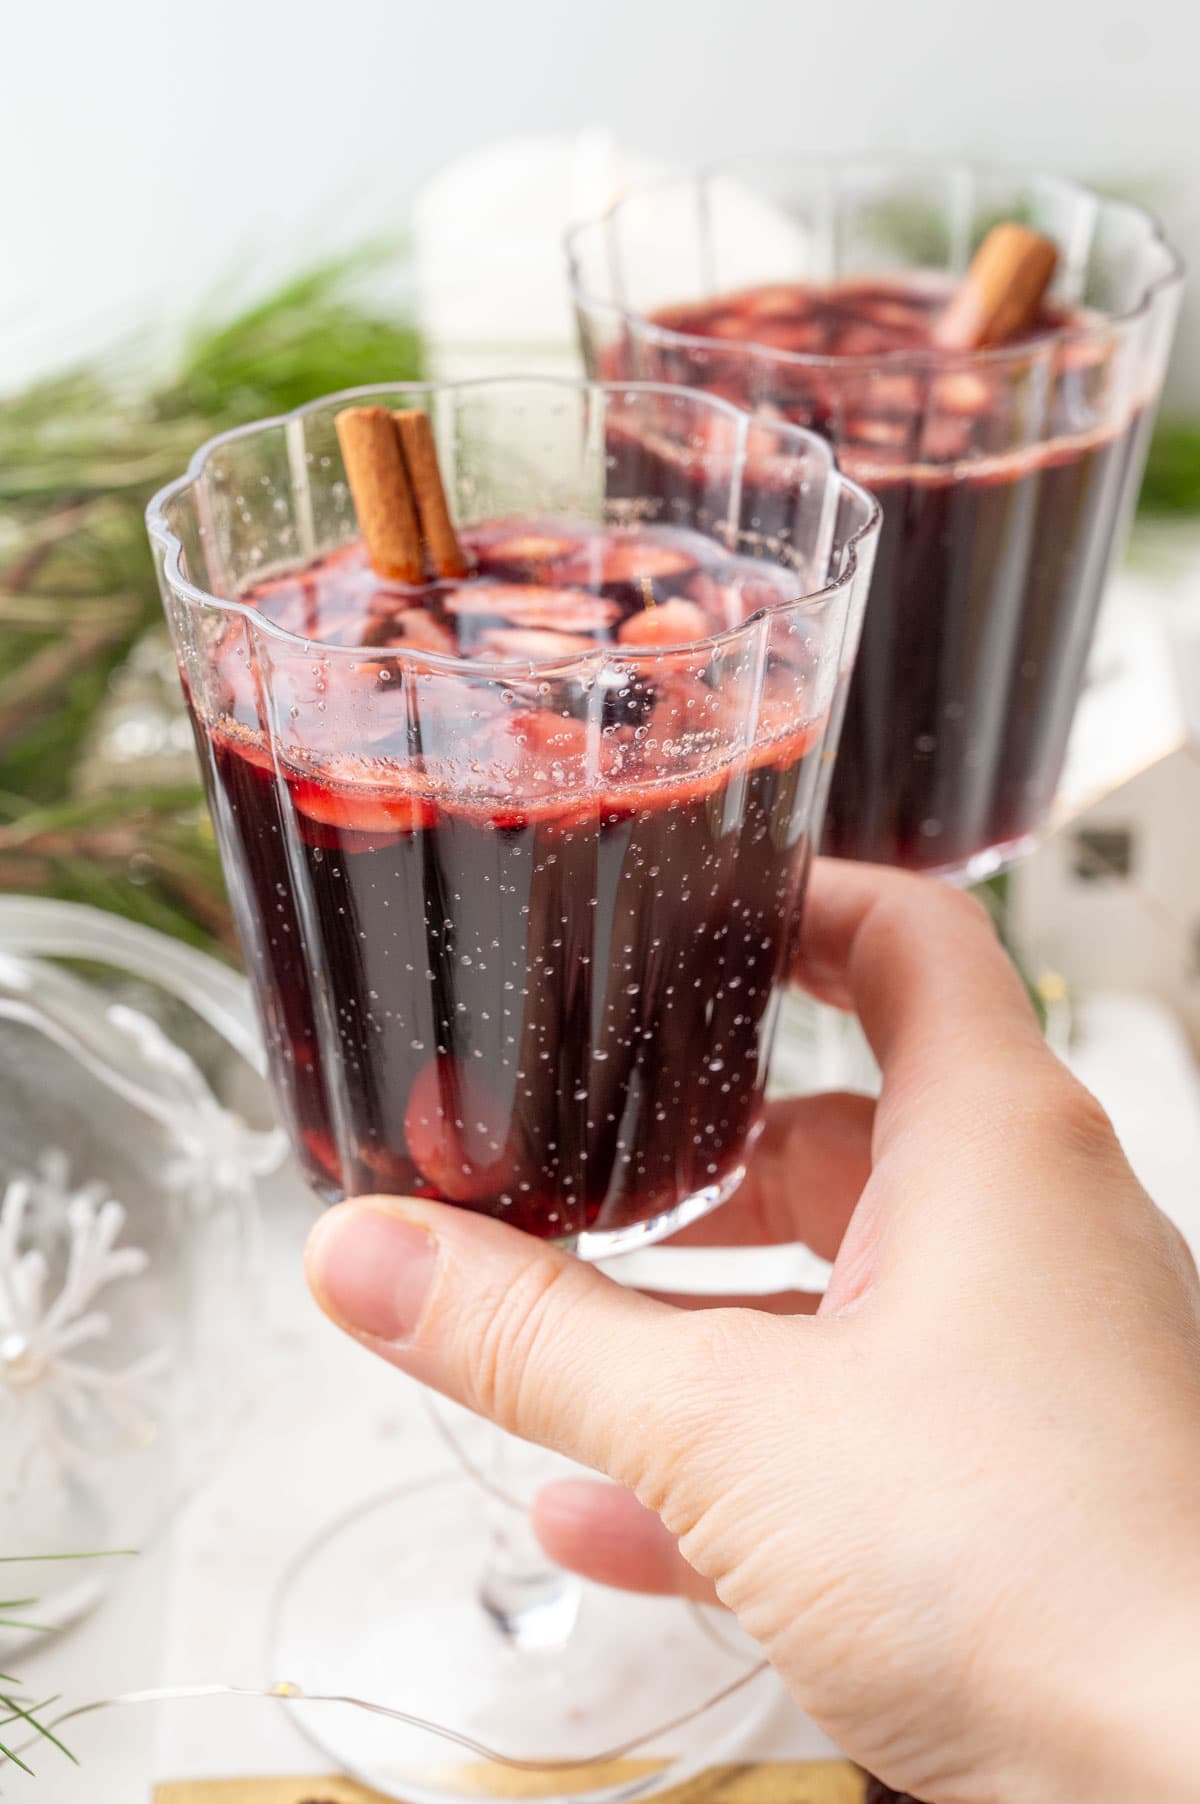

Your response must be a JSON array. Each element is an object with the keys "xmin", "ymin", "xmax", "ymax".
[
  {"xmin": 145, "ymin": 375, "xmax": 881, "ymax": 675},
  {"xmin": 565, "ymin": 153, "xmax": 1185, "ymax": 372}
]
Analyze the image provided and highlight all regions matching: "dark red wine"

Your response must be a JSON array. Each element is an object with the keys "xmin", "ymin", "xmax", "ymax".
[
  {"xmin": 623, "ymin": 278, "xmax": 1147, "ymax": 873},
  {"xmin": 193, "ymin": 518, "xmax": 825, "ymax": 1239}
]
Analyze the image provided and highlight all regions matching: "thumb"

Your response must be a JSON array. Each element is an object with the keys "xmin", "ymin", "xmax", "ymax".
[{"xmin": 305, "ymin": 1197, "xmax": 786, "ymax": 1498}]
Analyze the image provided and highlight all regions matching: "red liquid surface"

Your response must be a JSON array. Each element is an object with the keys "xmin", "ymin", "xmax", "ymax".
[
  {"xmin": 629, "ymin": 279, "xmax": 1146, "ymax": 872},
  {"xmin": 194, "ymin": 519, "xmax": 825, "ymax": 1238}
]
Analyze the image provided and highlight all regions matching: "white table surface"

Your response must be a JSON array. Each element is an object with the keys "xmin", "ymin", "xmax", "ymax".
[{"xmin": 8, "ymin": 988, "xmax": 1200, "ymax": 1802}]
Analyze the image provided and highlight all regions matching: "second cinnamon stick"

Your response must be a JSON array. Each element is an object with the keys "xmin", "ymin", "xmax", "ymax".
[{"xmin": 394, "ymin": 409, "xmax": 468, "ymax": 580}]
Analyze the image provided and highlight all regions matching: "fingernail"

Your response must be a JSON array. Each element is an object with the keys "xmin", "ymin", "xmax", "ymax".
[{"xmin": 308, "ymin": 1204, "xmax": 437, "ymax": 1343}]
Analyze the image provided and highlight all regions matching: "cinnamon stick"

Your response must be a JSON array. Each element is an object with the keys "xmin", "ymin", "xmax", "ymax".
[
  {"xmin": 334, "ymin": 406, "xmax": 423, "ymax": 583},
  {"xmin": 932, "ymin": 224, "xmax": 1059, "ymax": 352},
  {"xmin": 393, "ymin": 408, "xmax": 468, "ymax": 579}
]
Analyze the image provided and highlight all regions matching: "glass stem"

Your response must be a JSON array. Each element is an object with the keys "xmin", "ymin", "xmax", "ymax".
[{"xmin": 478, "ymin": 1429, "xmax": 582, "ymax": 1651}]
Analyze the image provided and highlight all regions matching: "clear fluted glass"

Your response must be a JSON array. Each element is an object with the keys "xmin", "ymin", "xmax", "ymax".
[
  {"xmin": 148, "ymin": 377, "xmax": 878, "ymax": 1261},
  {"xmin": 568, "ymin": 158, "xmax": 1183, "ymax": 879}
]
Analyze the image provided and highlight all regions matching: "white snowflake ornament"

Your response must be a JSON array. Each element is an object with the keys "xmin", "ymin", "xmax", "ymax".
[{"xmin": 0, "ymin": 1163, "xmax": 169, "ymax": 1495}]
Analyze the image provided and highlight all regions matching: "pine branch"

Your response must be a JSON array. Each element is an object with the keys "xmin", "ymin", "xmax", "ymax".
[
  {"xmin": 0, "ymin": 245, "xmax": 424, "ymax": 949},
  {"xmin": 0, "ymin": 613, "xmax": 140, "ymax": 741}
]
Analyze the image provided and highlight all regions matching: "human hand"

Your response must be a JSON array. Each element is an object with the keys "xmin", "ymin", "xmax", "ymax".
[{"xmin": 306, "ymin": 861, "xmax": 1200, "ymax": 1804}]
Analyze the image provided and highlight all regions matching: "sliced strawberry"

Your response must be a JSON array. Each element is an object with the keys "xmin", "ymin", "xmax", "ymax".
[
  {"xmin": 742, "ymin": 285, "xmax": 806, "ymax": 320},
  {"xmin": 404, "ymin": 1057, "xmax": 513, "ymax": 1204},
  {"xmin": 448, "ymin": 583, "xmax": 617, "ymax": 632},
  {"xmin": 473, "ymin": 626, "xmax": 597, "ymax": 664},
  {"xmin": 479, "ymin": 531, "xmax": 581, "ymax": 568},
  {"xmin": 504, "ymin": 711, "xmax": 592, "ymax": 760},
  {"xmin": 740, "ymin": 571, "xmax": 797, "ymax": 616},
  {"xmin": 706, "ymin": 312, "xmax": 757, "ymax": 339},
  {"xmin": 688, "ymin": 567, "xmax": 794, "ymax": 632},
  {"xmin": 605, "ymin": 764, "xmax": 728, "ymax": 815},
  {"xmin": 686, "ymin": 572, "xmax": 740, "ymax": 632},
  {"xmin": 288, "ymin": 756, "xmax": 436, "ymax": 838},
  {"xmin": 543, "ymin": 797, "xmax": 608, "ymax": 836},
  {"xmin": 301, "ymin": 1127, "xmax": 340, "ymax": 1185},
  {"xmin": 931, "ymin": 370, "xmax": 991, "ymax": 416},
  {"xmin": 845, "ymin": 414, "xmax": 912, "ymax": 450},
  {"xmin": 558, "ymin": 538, "xmax": 697, "ymax": 588},
  {"xmin": 485, "ymin": 793, "xmax": 605, "ymax": 835},
  {"xmin": 618, "ymin": 596, "xmax": 710, "ymax": 649}
]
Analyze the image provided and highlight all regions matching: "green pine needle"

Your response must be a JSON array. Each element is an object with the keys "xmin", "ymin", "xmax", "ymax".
[
  {"xmin": 0, "ymin": 1693, "xmax": 76, "ymax": 1771},
  {"xmin": 0, "ymin": 1736, "xmax": 35, "ymax": 1776},
  {"xmin": 0, "ymin": 1551, "xmax": 136, "ymax": 1563},
  {"xmin": 0, "ymin": 1555, "xmax": 138, "ymax": 1771}
]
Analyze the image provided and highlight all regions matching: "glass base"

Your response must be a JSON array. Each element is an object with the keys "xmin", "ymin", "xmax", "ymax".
[
  {"xmin": 268, "ymin": 1471, "xmax": 776, "ymax": 1804},
  {"xmin": 572, "ymin": 1160, "xmax": 750, "ymax": 1260},
  {"xmin": 323, "ymin": 1164, "xmax": 750, "ymax": 1261}
]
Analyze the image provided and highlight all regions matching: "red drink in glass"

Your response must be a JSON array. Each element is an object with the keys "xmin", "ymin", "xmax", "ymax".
[{"xmin": 150, "ymin": 380, "xmax": 878, "ymax": 1254}]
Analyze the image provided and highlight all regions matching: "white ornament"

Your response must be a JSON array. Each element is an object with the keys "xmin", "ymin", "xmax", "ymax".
[
  {"xmin": 105, "ymin": 1001, "xmax": 283, "ymax": 1217},
  {"xmin": 5, "ymin": 1146, "xmax": 111, "ymax": 1256},
  {"xmin": 0, "ymin": 1162, "xmax": 169, "ymax": 1495}
]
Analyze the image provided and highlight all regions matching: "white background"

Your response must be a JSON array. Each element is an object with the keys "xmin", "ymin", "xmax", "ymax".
[{"xmin": 2, "ymin": 0, "xmax": 1198, "ymax": 399}]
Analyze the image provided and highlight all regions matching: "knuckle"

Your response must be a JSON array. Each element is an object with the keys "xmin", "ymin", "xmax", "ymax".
[
  {"xmin": 466, "ymin": 1251, "xmax": 575, "ymax": 1432},
  {"xmin": 1051, "ymin": 1077, "xmax": 1122, "ymax": 1163}
]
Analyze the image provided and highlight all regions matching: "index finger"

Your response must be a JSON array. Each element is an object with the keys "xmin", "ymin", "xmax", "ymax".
[{"xmin": 796, "ymin": 859, "xmax": 1048, "ymax": 1131}]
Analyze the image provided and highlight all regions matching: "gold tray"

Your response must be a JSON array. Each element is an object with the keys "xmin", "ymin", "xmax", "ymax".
[{"xmin": 155, "ymin": 1763, "xmax": 868, "ymax": 1804}]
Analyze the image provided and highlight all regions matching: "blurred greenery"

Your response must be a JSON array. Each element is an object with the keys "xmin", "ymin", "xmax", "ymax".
[
  {"xmin": 1138, "ymin": 419, "xmax": 1200, "ymax": 516},
  {"xmin": 0, "ymin": 249, "xmax": 424, "ymax": 950}
]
